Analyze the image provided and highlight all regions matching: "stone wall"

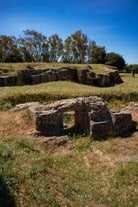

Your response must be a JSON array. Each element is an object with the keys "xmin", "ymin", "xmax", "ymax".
[
  {"xmin": 0, "ymin": 67, "xmax": 123, "ymax": 87},
  {"xmin": 12, "ymin": 96, "xmax": 135, "ymax": 139},
  {"xmin": 0, "ymin": 75, "xmax": 17, "ymax": 86}
]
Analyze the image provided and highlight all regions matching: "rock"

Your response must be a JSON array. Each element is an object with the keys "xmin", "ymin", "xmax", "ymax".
[
  {"xmin": 31, "ymin": 96, "xmax": 135, "ymax": 139},
  {"xmin": 90, "ymin": 120, "xmax": 113, "ymax": 139},
  {"xmin": 42, "ymin": 135, "xmax": 72, "ymax": 146},
  {"xmin": 122, "ymin": 102, "xmax": 138, "ymax": 112},
  {"xmin": 11, "ymin": 97, "xmax": 136, "ymax": 140},
  {"xmin": 96, "ymin": 73, "xmax": 110, "ymax": 87},
  {"xmin": 0, "ymin": 66, "xmax": 123, "ymax": 87},
  {"xmin": 0, "ymin": 75, "xmax": 17, "ymax": 86},
  {"xmin": 32, "ymin": 96, "xmax": 113, "ymax": 138},
  {"xmin": 35, "ymin": 110, "xmax": 64, "ymax": 136},
  {"xmin": 110, "ymin": 110, "xmax": 136, "ymax": 136},
  {"xmin": 10, "ymin": 102, "xmax": 40, "ymax": 112},
  {"xmin": 108, "ymin": 70, "xmax": 123, "ymax": 85},
  {"xmin": 77, "ymin": 69, "xmax": 89, "ymax": 84}
]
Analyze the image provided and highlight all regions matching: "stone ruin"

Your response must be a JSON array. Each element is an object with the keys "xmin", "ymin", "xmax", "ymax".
[
  {"xmin": 12, "ymin": 96, "xmax": 136, "ymax": 139},
  {"xmin": 0, "ymin": 66, "xmax": 123, "ymax": 87}
]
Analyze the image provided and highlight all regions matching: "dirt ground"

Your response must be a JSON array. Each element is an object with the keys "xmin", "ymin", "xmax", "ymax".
[{"xmin": 0, "ymin": 109, "xmax": 138, "ymax": 166}]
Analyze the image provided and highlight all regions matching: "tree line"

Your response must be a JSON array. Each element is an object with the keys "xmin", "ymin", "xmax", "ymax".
[{"xmin": 0, "ymin": 29, "xmax": 126, "ymax": 70}]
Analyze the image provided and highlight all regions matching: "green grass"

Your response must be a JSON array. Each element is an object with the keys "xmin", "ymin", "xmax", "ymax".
[
  {"xmin": 0, "ymin": 63, "xmax": 138, "ymax": 206},
  {"xmin": 0, "ymin": 135, "xmax": 137, "ymax": 207},
  {"xmin": 0, "ymin": 73, "xmax": 138, "ymax": 111},
  {"xmin": 21, "ymin": 109, "xmax": 33, "ymax": 123},
  {"xmin": 0, "ymin": 62, "xmax": 112, "ymax": 75},
  {"xmin": 0, "ymin": 108, "xmax": 137, "ymax": 206}
]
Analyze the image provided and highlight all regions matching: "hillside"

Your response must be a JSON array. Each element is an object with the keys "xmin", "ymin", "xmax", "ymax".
[{"xmin": 0, "ymin": 63, "xmax": 138, "ymax": 206}]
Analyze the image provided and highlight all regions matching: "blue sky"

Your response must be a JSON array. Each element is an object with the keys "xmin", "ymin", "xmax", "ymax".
[{"xmin": 0, "ymin": 0, "xmax": 138, "ymax": 64}]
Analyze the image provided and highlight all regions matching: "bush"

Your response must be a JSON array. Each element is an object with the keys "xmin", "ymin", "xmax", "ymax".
[
  {"xmin": 125, "ymin": 64, "xmax": 138, "ymax": 73},
  {"xmin": 105, "ymin": 52, "xmax": 126, "ymax": 70},
  {"xmin": 0, "ymin": 144, "xmax": 12, "ymax": 161}
]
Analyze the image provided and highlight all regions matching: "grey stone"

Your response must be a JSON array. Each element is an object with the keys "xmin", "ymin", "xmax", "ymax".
[
  {"xmin": 0, "ymin": 67, "xmax": 123, "ymax": 87},
  {"xmin": 42, "ymin": 135, "xmax": 72, "ymax": 146},
  {"xmin": 0, "ymin": 75, "xmax": 17, "ymax": 86},
  {"xmin": 36, "ymin": 110, "xmax": 64, "ymax": 136},
  {"xmin": 110, "ymin": 110, "xmax": 136, "ymax": 136},
  {"xmin": 33, "ymin": 96, "xmax": 136, "ymax": 138},
  {"xmin": 96, "ymin": 73, "xmax": 110, "ymax": 86},
  {"xmin": 90, "ymin": 120, "xmax": 113, "ymax": 139},
  {"xmin": 11, "ymin": 97, "xmax": 136, "ymax": 139}
]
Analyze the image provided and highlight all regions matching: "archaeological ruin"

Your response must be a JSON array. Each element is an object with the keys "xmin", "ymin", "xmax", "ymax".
[
  {"xmin": 0, "ymin": 66, "xmax": 123, "ymax": 87},
  {"xmin": 12, "ymin": 96, "xmax": 136, "ymax": 139}
]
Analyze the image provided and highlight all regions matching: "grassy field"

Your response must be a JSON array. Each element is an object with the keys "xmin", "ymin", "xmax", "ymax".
[
  {"xmin": 0, "ymin": 62, "xmax": 116, "ymax": 75},
  {"xmin": 0, "ymin": 63, "xmax": 138, "ymax": 206},
  {"xmin": 0, "ymin": 109, "xmax": 138, "ymax": 207},
  {"xmin": 0, "ymin": 72, "xmax": 138, "ymax": 111}
]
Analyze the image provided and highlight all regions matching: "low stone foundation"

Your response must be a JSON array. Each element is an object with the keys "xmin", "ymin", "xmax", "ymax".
[
  {"xmin": 36, "ymin": 97, "xmax": 136, "ymax": 139},
  {"xmin": 0, "ymin": 75, "xmax": 17, "ymax": 86},
  {"xmin": 11, "ymin": 96, "xmax": 136, "ymax": 139},
  {"xmin": 0, "ymin": 67, "xmax": 123, "ymax": 87}
]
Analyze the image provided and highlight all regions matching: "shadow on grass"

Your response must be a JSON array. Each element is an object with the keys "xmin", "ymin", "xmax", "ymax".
[{"xmin": 0, "ymin": 176, "xmax": 16, "ymax": 207}]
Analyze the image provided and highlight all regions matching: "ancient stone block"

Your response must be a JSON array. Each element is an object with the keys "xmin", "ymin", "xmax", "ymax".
[
  {"xmin": 11, "ymin": 96, "xmax": 136, "ymax": 139},
  {"xmin": 97, "ymin": 73, "xmax": 110, "ymax": 87},
  {"xmin": 110, "ymin": 110, "xmax": 136, "ymax": 136},
  {"xmin": 90, "ymin": 120, "xmax": 113, "ymax": 139},
  {"xmin": 75, "ymin": 109, "xmax": 89, "ymax": 133},
  {"xmin": 0, "ymin": 66, "xmax": 123, "ymax": 87},
  {"xmin": 108, "ymin": 70, "xmax": 123, "ymax": 85},
  {"xmin": 77, "ymin": 69, "xmax": 89, "ymax": 84},
  {"xmin": 0, "ymin": 75, "xmax": 17, "ymax": 86},
  {"xmin": 35, "ymin": 110, "xmax": 64, "ymax": 136}
]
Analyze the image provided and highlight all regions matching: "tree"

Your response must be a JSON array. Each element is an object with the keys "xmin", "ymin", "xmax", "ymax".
[
  {"xmin": 0, "ymin": 29, "xmax": 127, "ymax": 65},
  {"xmin": 17, "ymin": 37, "xmax": 34, "ymax": 62},
  {"xmin": 41, "ymin": 42, "xmax": 50, "ymax": 62},
  {"xmin": 105, "ymin": 52, "xmax": 126, "ymax": 70},
  {"xmin": 62, "ymin": 30, "xmax": 88, "ymax": 63},
  {"xmin": 19, "ymin": 30, "xmax": 47, "ymax": 62},
  {"xmin": 0, "ymin": 35, "xmax": 23, "ymax": 62},
  {"xmin": 71, "ymin": 30, "xmax": 88, "ymax": 63},
  {"xmin": 62, "ymin": 36, "xmax": 73, "ymax": 63},
  {"xmin": 125, "ymin": 64, "xmax": 138, "ymax": 73},
  {"xmin": 48, "ymin": 34, "xmax": 63, "ymax": 62},
  {"xmin": 88, "ymin": 41, "xmax": 106, "ymax": 64}
]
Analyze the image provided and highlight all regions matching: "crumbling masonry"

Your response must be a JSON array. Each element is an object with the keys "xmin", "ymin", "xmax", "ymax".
[
  {"xmin": 16, "ymin": 96, "xmax": 136, "ymax": 139},
  {"xmin": 0, "ymin": 67, "xmax": 123, "ymax": 87}
]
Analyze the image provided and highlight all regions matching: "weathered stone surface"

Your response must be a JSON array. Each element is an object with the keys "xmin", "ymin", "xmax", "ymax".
[
  {"xmin": 10, "ymin": 102, "xmax": 40, "ymax": 112},
  {"xmin": 122, "ymin": 102, "xmax": 138, "ymax": 113},
  {"xmin": 31, "ymin": 96, "xmax": 110, "ymax": 137},
  {"xmin": 11, "ymin": 97, "xmax": 136, "ymax": 139},
  {"xmin": 41, "ymin": 135, "xmax": 72, "ymax": 146},
  {"xmin": 110, "ymin": 110, "xmax": 136, "ymax": 136},
  {"xmin": 36, "ymin": 110, "xmax": 64, "ymax": 136},
  {"xmin": 0, "ymin": 75, "xmax": 17, "ymax": 86},
  {"xmin": 108, "ymin": 70, "xmax": 123, "ymax": 85},
  {"xmin": 0, "ymin": 67, "xmax": 123, "ymax": 87},
  {"xmin": 77, "ymin": 69, "xmax": 89, "ymax": 84},
  {"xmin": 96, "ymin": 73, "xmax": 111, "ymax": 86},
  {"xmin": 90, "ymin": 120, "xmax": 113, "ymax": 139},
  {"xmin": 75, "ymin": 109, "xmax": 89, "ymax": 133}
]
